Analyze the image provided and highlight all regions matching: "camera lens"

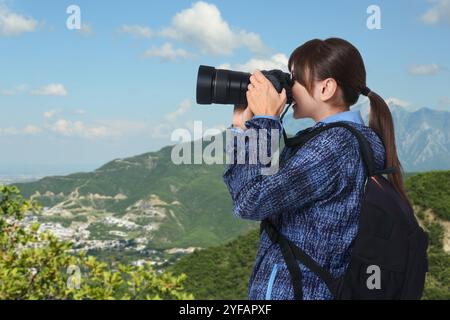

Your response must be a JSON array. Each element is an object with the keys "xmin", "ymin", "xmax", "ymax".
[
  {"xmin": 196, "ymin": 66, "xmax": 214, "ymax": 104},
  {"xmin": 196, "ymin": 65, "xmax": 293, "ymax": 106},
  {"xmin": 196, "ymin": 65, "xmax": 250, "ymax": 105}
]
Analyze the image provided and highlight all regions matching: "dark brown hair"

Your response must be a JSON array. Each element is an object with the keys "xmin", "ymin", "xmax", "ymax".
[{"xmin": 288, "ymin": 38, "xmax": 408, "ymax": 202}]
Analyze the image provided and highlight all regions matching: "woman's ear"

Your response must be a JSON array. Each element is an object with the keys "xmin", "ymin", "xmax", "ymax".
[{"xmin": 319, "ymin": 78, "xmax": 338, "ymax": 102}]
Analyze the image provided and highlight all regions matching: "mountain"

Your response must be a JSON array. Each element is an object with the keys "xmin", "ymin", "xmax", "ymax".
[
  {"xmin": 14, "ymin": 142, "xmax": 256, "ymax": 266},
  {"xmin": 170, "ymin": 171, "xmax": 450, "ymax": 300},
  {"xmin": 357, "ymin": 104, "xmax": 450, "ymax": 172},
  {"xmin": 12, "ymin": 104, "xmax": 450, "ymax": 268},
  {"xmin": 283, "ymin": 103, "xmax": 450, "ymax": 172}
]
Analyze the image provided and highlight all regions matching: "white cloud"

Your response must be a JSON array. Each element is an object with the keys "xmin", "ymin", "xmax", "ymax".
[
  {"xmin": 420, "ymin": 0, "xmax": 450, "ymax": 25},
  {"xmin": 3, "ymin": 98, "xmax": 197, "ymax": 141},
  {"xmin": 121, "ymin": 2, "xmax": 268, "ymax": 57},
  {"xmin": 143, "ymin": 42, "xmax": 192, "ymax": 61},
  {"xmin": 159, "ymin": 1, "xmax": 267, "ymax": 55},
  {"xmin": 0, "ymin": 124, "xmax": 41, "ymax": 136},
  {"xmin": 165, "ymin": 99, "xmax": 192, "ymax": 122},
  {"xmin": 151, "ymin": 99, "xmax": 194, "ymax": 138},
  {"xmin": 0, "ymin": 4, "xmax": 38, "ymax": 36},
  {"xmin": 408, "ymin": 63, "xmax": 441, "ymax": 75},
  {"xmin": 1, "ymin": 115, "xmax": 154, "ymax": 140},
  {"xmin": 150, "ymin": 123, "xmax": 175, "ymax": 139},
  {"xmin": 23, "ymin": 125, "xmax": 41, "ymax": 135},
  {"xmin": 0, "ymin": 127, "xmax": 19, "ymax": 135},
  {"xmin": 49, "ymin": 119, "xmax": 109, "ymax": 139},
  {"xmin": 31, "ymin": 84, "xmax": 68, "ymax": 96},
  {"xmin": 44, "ymin": 109, "xmax": 86, "ymax": 119},
  {"xmin": 218, "ymin": 53, "xmax": 289, "ymax": 73},
  {"xmin": 96, "ymin": 120, "xmax": 149, "ymax": 136},
  {"xmin": 44, "ymin": 109, "xmax": 61, "ymax": 119},
  {"xmin": 0, "ymin": 83, "xmax": 27, "ymax": 96},
  {"xmin": 78, "ymin": 23, "xmax": 94, "ymax": 36},
  {"xmin": 46, "ymin": 118, "xmax": 151, "ymax": 139},
  {"xmin": 120, "ymin": 24, "xmax": 153, "ymax": 38},
  {"xmin": 73, "ymin": 109, "xmax": 86, "ymax": 115},
  {"xmin": 154, "ymin": 100, "xmax": 228, "ymax": 140},
  {"xmin": 385, "ymin": 97, "xmax": 411, "ymax": 108}
]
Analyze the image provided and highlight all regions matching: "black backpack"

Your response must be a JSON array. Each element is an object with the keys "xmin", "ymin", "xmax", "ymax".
[{"xmin": 261, "ymin": 121, "xmax": 429, "ymax": 300}]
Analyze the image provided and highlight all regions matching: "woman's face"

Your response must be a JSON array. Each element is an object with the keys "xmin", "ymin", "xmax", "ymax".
[{"xmin": 291, "ymin": 80, "xmax": 321, "ymax": 119}]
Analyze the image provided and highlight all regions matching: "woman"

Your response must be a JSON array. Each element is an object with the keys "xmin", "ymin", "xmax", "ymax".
[{"xmin": 223, "ymin": 38, "xmax": 408, "ymax": 300}]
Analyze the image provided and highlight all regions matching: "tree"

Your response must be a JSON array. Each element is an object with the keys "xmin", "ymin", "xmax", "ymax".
[{"xmin": 0, "ymin": 185, "xmax": 193, "ymax": 300}]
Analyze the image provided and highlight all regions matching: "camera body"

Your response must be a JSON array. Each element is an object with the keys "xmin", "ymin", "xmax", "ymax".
[{"xmin": 196, "ymin": 65, "xmax": 293, "ymax": 106}]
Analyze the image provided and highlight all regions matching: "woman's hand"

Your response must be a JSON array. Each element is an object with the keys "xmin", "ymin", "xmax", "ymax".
[
  {"xmin": 247, "ymin": 69, "xmax": 287, "ymax": 117},
  {"xmin": 232, "ymin": 105, "xmax": 254, "ymax": 130}
]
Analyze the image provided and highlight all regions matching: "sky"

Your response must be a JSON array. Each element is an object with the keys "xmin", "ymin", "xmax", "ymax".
[{"xmin": 0, "ymin": 0, "xmax": 449, "ymax": 174}]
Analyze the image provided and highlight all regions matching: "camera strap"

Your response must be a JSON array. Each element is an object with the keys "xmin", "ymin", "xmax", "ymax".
[{"xmin": 279, "ymin": 103, "xmax": 293, "ymax": 145}]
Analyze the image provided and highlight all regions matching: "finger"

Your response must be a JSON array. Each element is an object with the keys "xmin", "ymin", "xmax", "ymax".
[
  {"xmin": 246, "ymin": 91, "xmax": 254, "ymax": 109},
  {"xmin": 249, "ymin": 74, "xmax": 262, "ymax": 85},
  {"xmin": 246, "ymin": 88, "xmax": 254, "ymax": 100},
  {"xmin": 247, "ymin": 83, "xmax": 255, "ymax": 91},
  {"xmin": 254, "ymin": 69, "xmax": 269, "ymax": 84},
  {"xmin": 249, "ymin": 77, "xmax": 262, "ymax": 90}
]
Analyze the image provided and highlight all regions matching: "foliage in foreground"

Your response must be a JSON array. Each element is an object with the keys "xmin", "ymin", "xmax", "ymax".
[{"xmin": 0, "ymin": 185, "xmax": 193, "ymax": 300}]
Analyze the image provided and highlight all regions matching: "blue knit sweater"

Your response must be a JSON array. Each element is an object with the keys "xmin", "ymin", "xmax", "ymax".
[{"xmin": 223, "ymin": 114, "xmax": 386, "ymax": 300}]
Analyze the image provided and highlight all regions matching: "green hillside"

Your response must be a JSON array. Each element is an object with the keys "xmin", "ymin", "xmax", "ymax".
[
  {"xmin": 14, "ymin": 139, "xmax": 256, "ymax": 252},
  {"xmin": 170, "ymin": 171, "xmax": 450, "ymax": 300},
  {"xmin": 169, "ymin": 230, "xmax": 259, "ymax": 300},
  {"xmin": 405, "ymin": 171, "xmax": 450, "ymax": 299},
  {"xmin": 405, "ymin": 171, "xmax": 450, "ymax": 220}
]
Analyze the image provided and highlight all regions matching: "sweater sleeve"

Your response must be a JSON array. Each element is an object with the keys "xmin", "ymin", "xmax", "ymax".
[{"xmin": 223, "ymin": 119, "xmax": 350, "ymax": 221}]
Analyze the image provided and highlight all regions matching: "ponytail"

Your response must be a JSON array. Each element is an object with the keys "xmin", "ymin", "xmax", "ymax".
[{"xmin": 367, "ymin": 91, "xmax": 409, "ymax": 203}]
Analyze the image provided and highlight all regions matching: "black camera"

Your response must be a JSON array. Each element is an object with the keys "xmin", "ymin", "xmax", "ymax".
[{"xmin": 196, "ymin": 65, "xmax": 293, "ymax": 106}]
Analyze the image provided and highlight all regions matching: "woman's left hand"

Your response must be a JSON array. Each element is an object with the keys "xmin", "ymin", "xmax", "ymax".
[{"xmin": 246, "ymin": 69, "xmax": 287, "ymax": 117}]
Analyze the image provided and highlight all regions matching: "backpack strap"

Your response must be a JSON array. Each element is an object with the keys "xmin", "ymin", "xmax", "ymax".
[
  {"xmin": 283, "ymin": 121, "xmax": 396, "ymax": 177},
  {"xmin": 260, "ymin": 220, "xmax": 339, "ymax": 299},
  {"xmin": 260, "ymin": 220, "xmax": 304, "ymax": 299}
]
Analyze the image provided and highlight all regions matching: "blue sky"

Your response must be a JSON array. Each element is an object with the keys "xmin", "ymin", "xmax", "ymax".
[{"xmin": 0, "ymin": 0, "xmax": 449, "ymax": 173}]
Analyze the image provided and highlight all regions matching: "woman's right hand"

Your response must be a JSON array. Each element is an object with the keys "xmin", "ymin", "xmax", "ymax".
[{"xmin": 232, "ymin": 105, "xmax": 254, "ymax": 130}]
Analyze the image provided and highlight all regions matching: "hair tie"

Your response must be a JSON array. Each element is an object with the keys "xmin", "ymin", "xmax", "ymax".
[{"xmin": 361, "ymin": 86, "xmax": 371, "ymax": 96}]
